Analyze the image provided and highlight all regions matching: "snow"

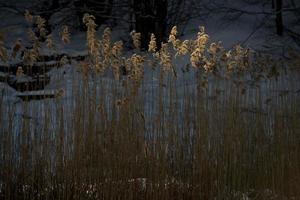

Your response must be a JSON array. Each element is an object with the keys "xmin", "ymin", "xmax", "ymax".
[{"xmin": 0, "ymin": 0, "xmax": 299, "ymax": 136}]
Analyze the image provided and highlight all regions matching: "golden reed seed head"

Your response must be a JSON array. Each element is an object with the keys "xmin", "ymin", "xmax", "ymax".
[
  {"xmin": 24, "ymin": 10, "xmax": 33, "ymax": 23},
  {"xmin": 98, "ymin": 28, "xmax": 112, "ymax": 66},
  {"xmin": 168, "ymin": 26, "xmax": 181, "ymax": 50},
  {"xmin": 35, "ymin": 15, "xmax": 47, "ymax": 38},
  {"xmin": 27, "ymin": 28, "xmax": 37, "ymax": 42},
  {"xmin": 39, "ymin": 27, "xmax": 47, "ymax": 38},
  {"xmin": 83, "ymin": 13, "xmax": 96, "ymax": 24},
  {"xmin": 176, "ymin": 40, "xmax": 189, "ymax": 57},
  {"xmin": 130, "ymin": 30, "xmax": 141, "ymax": 50},
  {"xmin": 0, "ymin": 46, "xmax": 8, "ymax": 62},
  {"xmin": 159, "ymin": 43, "xmax": 172, "ymax": 72},
  {"xmin": 170, "ymin": 26, "xmax": 178, "ymax": 36},
  {"xmin": 220, "ymin": 51, "xmax": 229, "ymax": 62},
  {"xmin": 103, "ymin": 27, "xmax": 111, "ymax": 38},
  {"xmin": 130, "ymin": 54, "xmax": 144, "ymax": 67},
  {"xmin": 233, "ymin": 44, "xmax": 243, "ymax": 55},
  {"xmin": 59, "ymin": 55, "xmax": 68, "ymax": 66},
  {"xmin": 190, "ymin": 26, "xmax": 209, "ymax": 68},
  {"xmin": 83, "ymin": 13, "xmax": 98, "ymax": 54},
  {"xmin": 0, "ymin": 33, "xmax": 7, "ymax": 62},
  {"xmin": 102, "ymin": 28, "xmax": 111, "ymax": 48},
  {"xmin": 196, "ymin": 34, "xmax": 209, "ymax": 51},
  {"xmin": 110, "ymin": 40, "xmax": 124, "ymax": 80},
  {"xmin": 199, "ymin": 26, "xmax": 205, "ymax": 34},
  {"xmin": 124, "ymin": 57, "xmax": 132, "ymax": 72},
  {"xmin": 203, "ymin": 57, "xmax": 215, "ymax": 73},
  {"xmin": 22, "ymin": 49, "xmax": 38, "ymax": 66},
  {"xmin": 87, "ymin": 21, "xmax": 97, "ymax": 33},
  {"xmin": 111, "ymin": 41, "xmax": 123, "ymax": 57},
  {"xmin": 148, "ymin": 33, "xmax": 157, "ymax": 53},
  {"xmin": 33, "ymin": 39, "xmax": 41, "ymax": 52},
  {"xmin": 190, "ymin": 48, "xmax": 201, "ymax": 68},
  {"xmin": 168, "ymin": 25, "xmax": 192, "ymax": 57},
  {"xmin": 16, "ymin": 66, "xmax": 24, "ymax": 76},
  {"xmin": 95, "ymin": 61, "xmax": 105, "ymax": 74},
  {"xmin": 36, "ymin": 16, "xmax": 46, "ymax": 30},
  {"xmin": 161, "ymin": 54, "xmax": 172, "ymax": 72},
  {"xmin": 129, "ymin": 54, "xmax": 144, "ymax": 81},
  {"xmin": 12, "ymin": 39, "xmax": 22, "ymax": 58},
  {"xmin": 60, "ymin": 25, "xmax": 71, "ymax": 44},
  {"xmin": 194, "ymin": 26, "xmax": 209, "ymax": 53},
  {"xmin": 208, "ymin": 42, "xmax": 218, "ymax": 55},
  {"xmin": 46, "ymin": 34, "xmax": 54, "ymax": 49},
  {"xmin": 168, "ymin": 34, "xmax": 176, "ymax": 44}
]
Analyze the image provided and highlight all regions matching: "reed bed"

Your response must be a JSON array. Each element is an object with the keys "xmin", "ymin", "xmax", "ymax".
[{"xmin": 0, "ymin": 12, "xmax": 299, "ymax": 199}]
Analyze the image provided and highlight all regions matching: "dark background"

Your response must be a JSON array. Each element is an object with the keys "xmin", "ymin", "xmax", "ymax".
[{"xmin": 0, "ymin": 0, "xmax": 300, "ymax": 51}]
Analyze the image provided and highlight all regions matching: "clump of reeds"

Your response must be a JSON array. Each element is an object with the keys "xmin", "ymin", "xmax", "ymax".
[{"xmin": 0, "ymin": 12, "xmax": 299, "ymax": 200}]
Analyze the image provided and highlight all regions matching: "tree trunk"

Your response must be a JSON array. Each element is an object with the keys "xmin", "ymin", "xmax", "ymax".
[
  {"xmin": 155, "ymin": 0, "xmax": 168, "ymax": 48},
  {"xmin": 133, "ymin": 0, "xmax": 168, "ymax": 50},
  {"xmin": 275, "ymin": 0, "xmax": 283, "ymax": 36}
]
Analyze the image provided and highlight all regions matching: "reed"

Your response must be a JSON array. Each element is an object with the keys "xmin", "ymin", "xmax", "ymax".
[{"xmin": 0, "ymin": 12, "xmax": 299, "ymax": 199}]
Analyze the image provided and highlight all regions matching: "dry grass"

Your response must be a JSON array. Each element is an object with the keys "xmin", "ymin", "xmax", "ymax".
[{"xmin": 0, "ymin": 12, "xmax": 299, "ymax": 199}]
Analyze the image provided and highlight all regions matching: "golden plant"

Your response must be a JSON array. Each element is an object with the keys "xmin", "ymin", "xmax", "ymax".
[
  {"xmin": 207, "ymin": 42, "xmax": 219, "ymax": 55},
  {"xmin": 168, "ymin": 26, "xmax": 191, "ymax": 57},
  {"xmin": 148, "ymin": 33, "xmax": 157, "ymax": 53},
  {"xmin": 159, "ymin": 42, "xmax": 173, "ymax": 73},
  {"xmin": 0, "ymin": 38, "xmax": 8, "ymax": 62},
  {"xmin": 24, "ymin": 10, "xmax": 33, "ymax": 23},
  {"xmin": 46, "ymin": 34, "xmax": 54, "ymax": 49},
  {"xmin": 190, "ymin": 48, "xmax": 201, "ymax": 68},
  {"xmin": 111, "ymin": 41, "xmax": 123, "ymax": 80},
  {"xmin": 202, "ymin": 57, "xmax": 215, "ymax": 73},
  {"xmin": 130, "ymin": 30, "xmax": 141, "ymax": 50},
  {"xmin": 124, "ymin": 57, "xmax": 132, "ymax": 72},
  {"xmin": 101, "ymin": 27, "xmax": 111, "ymax": 65},
  {"xmin": 0, "ymin": 47, "xmax": 7, "ymax": 62},
  {"xmin": 16, "ymin": 66, "xmax": 24, "ymax": 76},
  {"xmin": 111, "ymin": 41, "xmax": 123, "ymax": 57},
  {"xmin": 83, "ymin": 13, "xmax": 97, "ymax": 54},
  {"xmin": 59, "ymin": 55, "xmax": 68, "ymax": 66},
  {"xmin": 22, "ymin": 49, "xmax": 38, "ymax": 66},
  {"xmin": 95, "ymin": 61, "xmax": 105, "ymax": 74},
  {"xmin": 189, "ymin": 27, "xmax": 209, "ymax": 68},
  {"xmin": 11, "ymin": 39, "xmax": 22, "ymax": 58},
  {"xmin": 27, "ymin": 28, "xmax": 37, "ymax": 42},
  {"xmin": 128, "ymin": 54, "xmax": 144, "ymax": 82},
  {"xmin": 36, "ymin": 15, "xmax": 47, "ymax": 38},
  {"xmin": 176, "ymin": 39, "xmax": 189, "ymax": 57},
  {"xmin": 60, "ymin": 25, "xmax": 71, "ymax": 44},
  {"xmin": 168, "ymin": 26, "xmax": 180, "ymax": 50}
]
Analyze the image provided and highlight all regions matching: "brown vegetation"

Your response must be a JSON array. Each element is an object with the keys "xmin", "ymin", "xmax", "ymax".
[{"xmin": 0, "ymin": 12, "xmax": 299, "ymax": 199}]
